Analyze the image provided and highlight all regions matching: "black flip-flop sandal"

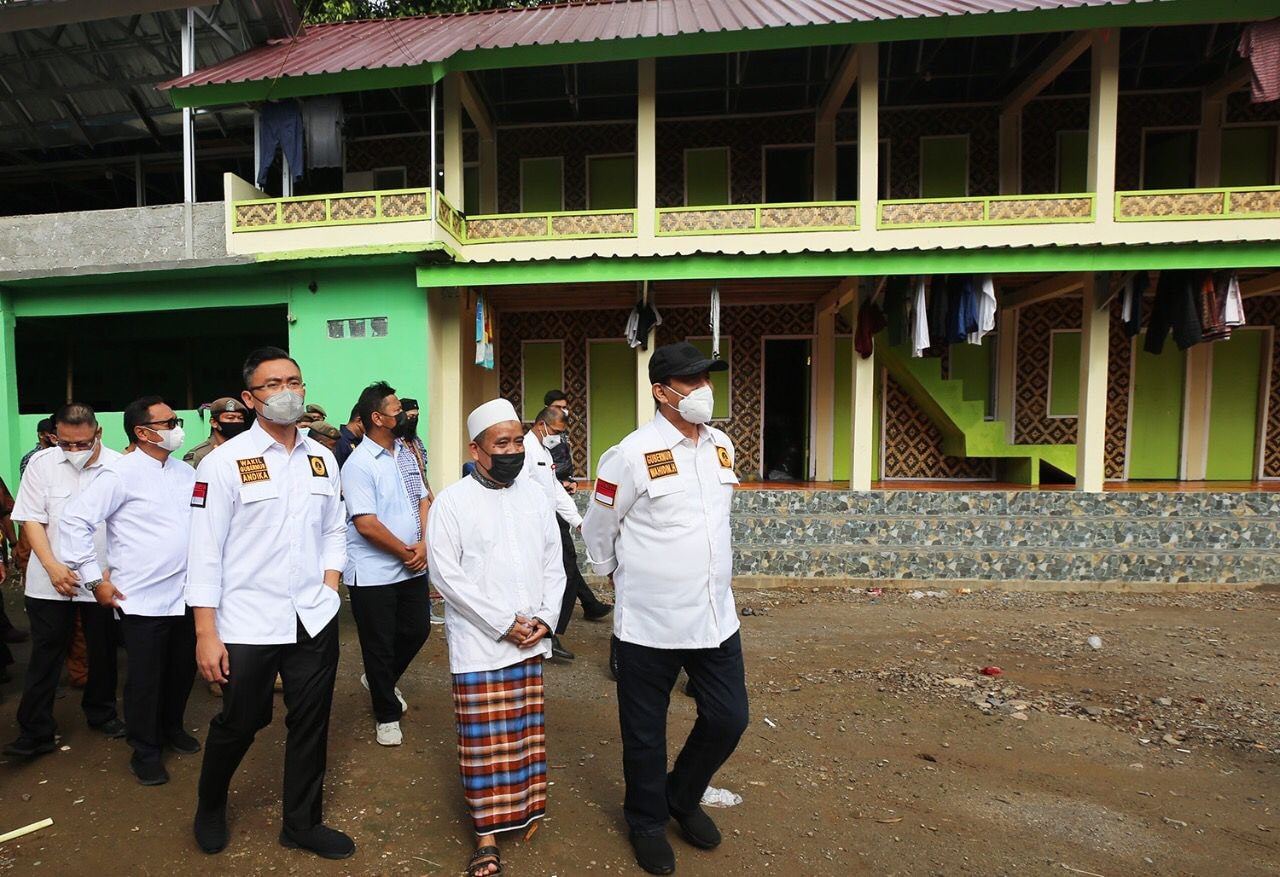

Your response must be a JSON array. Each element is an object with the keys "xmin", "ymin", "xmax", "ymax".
[{"xmin": 466, "ymin": 845, "xmax": 502, "ymax": 877}]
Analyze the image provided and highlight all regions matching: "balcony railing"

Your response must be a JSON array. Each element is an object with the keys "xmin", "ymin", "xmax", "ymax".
[
  {"xmin": 877, "ymin": 193, "xmax": 1096, "ymax": 229},
  {"xmin": 655, "ymin": 201, "xmax": 858, "ymax": 236},
  {"xmin": 464, "ymin": 208, "xmax": 638, "ymax": 244},
  {"xmin": 231, "ymin": 187, "xmax": 434, "ymax": 231},
  {"xmin": 1114, "ymin": 185, "xmax": 1280, "ymax": 222}
]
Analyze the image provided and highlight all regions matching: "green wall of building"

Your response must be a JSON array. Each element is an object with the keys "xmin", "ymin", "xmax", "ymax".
[
  {"xmin": 1206, "ymin": 329, "xmax": 1266, "ymax": 481},
  {"xmin": 1127, "ymin": 338, "xmax": 1186, "ymax": 481},
  {"xmin": 587, "ymin": 340, "xmax": 636, "ymax": 479}
]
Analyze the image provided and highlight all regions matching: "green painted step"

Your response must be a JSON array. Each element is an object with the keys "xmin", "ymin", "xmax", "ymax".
[{"xmin": 876, "ymin": 332, "xmax": 1076, "ymax": 485}]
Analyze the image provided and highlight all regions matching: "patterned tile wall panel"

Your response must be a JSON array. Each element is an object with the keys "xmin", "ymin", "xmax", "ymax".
[
  {"xmin": 1105, "ymin": 296, "xmax": 1131, "ymax": 481},
  {"xmin": 881, "ymin": 371, "xmax": 996, "ymax": 480},
  {"xmin": 1021, "ymin": 97, "xmax": 1090, "ymax": 195},
  {"xmin": 1245, "ymin": 296, "xmax": 1280, "ymax": 478},
  {"xmin": 497, "ymin": 124, "xmax": 637, "ymax": 213},
  {"xmin": 1114, "ymin": 91, "xmax": 1200, "ymax": 191},
  {"xmin": 499, "ymin": 302, "xmax": 815, "ymax": 478}
]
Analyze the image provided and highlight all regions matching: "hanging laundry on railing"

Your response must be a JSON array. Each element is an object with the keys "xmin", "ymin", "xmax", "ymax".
[
  {"xmin": 1238, "ymin": 19, "xmax": 1280, "ymax": 104},
  {"xmin": 854, "ymin": 300, "xmax": 887, "ymax": 360},
  {"xmin": 1144, "ymin": 270, "xmax": 1202, "ymax": 354},
  {"xmin": 625, "ymin": 298, "xmax": 662, "ymax": 350},
  {"xmin": 475, "ymin": 293, "xmax": 494, "ymax": 369},
  {"xmin": 911, "ymin": 277, "xmax": 930, "ymax": 359},
  {"xmin": 302, "ymin": 96, "xmax": 343, "ymax": 169},
  {"xmin": 1199, "ymin": 274, "xmax": 1233, "ymax": 343},
  {"xmin": 1120, "ymin": 271, "xmax": 1150, "ymax": 339},
  {"xmin": 256, "ymin": 99, "xmax": 303, "ymax": 189},
  {"xmin": 967, "ymin": 275, "xmax": 996, "ymax": 345},
  {"xmin": 1217, "ymin": 270, "xmax": 1246, "ymax": 331},
  {"xmin": 927, "ymin": 275, "xmax": 948, "ymax": 350},
  {"xmin": 883, "ymin": 276, "xmax": 910, "ymax": 347},
  {"xmin": 945, "ymin": 275, "xmax": 979, "ymax": 345},
  {"xmin": 709, "ymin": 284, "xmax": 721, "ymax": 360}
]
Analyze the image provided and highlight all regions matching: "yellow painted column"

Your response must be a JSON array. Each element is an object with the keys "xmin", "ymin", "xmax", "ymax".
[
  {"xmin": 1180, "ymin": 345, "xmax": 1213, "ymax": 481},
  {"xmin": 427, "ymin": 287, "xmax": 466, "ymax": 484},
  {"xmin": 849, "ymin": 284, "xmax": 876, "ymax": 491},
  {"xmin": 996, "ymin": 308, "xmax": 1019, "ymax": 443},
  {"xmin": 1087, "ymin": 29, "xmax": 1120, "ymax": 225},
  {"xmin": 637, "ymin": 58, "xmax": 657, "ymax": 244},
  {"xmin": 813, "ymin": 308, "xmax": 836, "ymax": 480},
  {"xmin": 856, "ymin": 43, "xmax": 879, "ymax": 238},
  {"xmin": 1075, "ymin": 274, "xmax": 1110, "ymax": 492},
  {"xmin": 635, "ymin": 344, "xmax": 655, "ymax": 429},
  {"xmin": 443, "ymin": 74, "xmax": 464, "ymax": 209}
]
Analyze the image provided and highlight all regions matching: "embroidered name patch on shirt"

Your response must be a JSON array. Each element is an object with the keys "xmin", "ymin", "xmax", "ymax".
[
  {"xmin": 237, "ymin": 457, "xmax": 270, "ymax": 484},
  {"xmin": 594, "ymin": 479, "xmax": 617, "ymax": 507},
  {"xmin": 308, "ymin": 455, "xmax": 328, "ymax": 478},
  {"xmin": 716, "ymin": 446, "xmax": 732, "ymax": 469},
  {"xmin": 190, "ymin": 481, "xmax": 208, "ymax": 509},
  {"xmin": 644, "ymin": 450, "xmax": 678, "ymax": 480}
]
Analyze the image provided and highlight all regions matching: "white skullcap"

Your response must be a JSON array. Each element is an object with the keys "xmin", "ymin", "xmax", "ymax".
[{"xmin": 467, "ymin": 398, "xmax": 520, "ymax": 440}]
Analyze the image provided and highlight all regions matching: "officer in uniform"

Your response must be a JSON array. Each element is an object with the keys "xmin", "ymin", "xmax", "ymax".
[
  {"xmin": 581, "ymin": 342, "xmax": 749, "ymax": 876},
  {"xmin": 184, "ymin": 398, "xmax": 250, "ymax": 468},
  {"xmin": 186, "ymin": 346, "xmax": 352, "ymax": 860}
]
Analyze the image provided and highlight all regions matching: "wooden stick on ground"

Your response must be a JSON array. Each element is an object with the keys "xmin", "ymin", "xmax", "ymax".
[{"xmin": 0, "ymin": 817, "xmax": 53, "ymax": 844}]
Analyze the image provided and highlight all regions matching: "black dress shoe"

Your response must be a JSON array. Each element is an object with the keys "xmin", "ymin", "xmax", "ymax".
[
  {"xmin": 671, "ymin": 804, "xmax": 721, "ymax": 849},
  {"xmin": 194, "ymin": 805, "xmax": 229, "ymax": 854},
  {"xmin": 583, "ymin": 602, "xmax": 613, "ymax": 621},
  {"xmin": 1, "ymin": 628, "xmax": 29, "ymax": 644},
  {"xmin": 550, "ymin": 636, "xmax": 575, "ymax": 661},
  {"xmin": 279, "ymin": 824, "xmax": 355, "ymax": 860},
  {"xmin": 629, "ymin": 831, "xmax": 675, "ymax": 875},
  {"xmin": 165, "ymin": 730, "xmax": 202, "ymax": 754},
  {"xmin": 129, "ymin": 754, "xmax": 169, "ymax": 786},
  {"xmin": 2, "ymin": 737, "xmax": 56, "ymax": 758},
  {"xmin": 91, "ymin": 718, "xmax": 127, "ymax": 739}
]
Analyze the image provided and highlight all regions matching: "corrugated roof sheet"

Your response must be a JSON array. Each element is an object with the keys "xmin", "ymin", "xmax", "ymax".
[{"xmin": 161, "ymin": 0, "xmax": 1153, "ymax": 93}]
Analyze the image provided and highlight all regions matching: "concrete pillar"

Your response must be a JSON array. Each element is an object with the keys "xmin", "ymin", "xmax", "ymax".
[
  {"xmin": 443, "ymin": 74, "xmax": 464, "ymax": 209},
  {"xmin": 637, "ymin": 58, "xmax": 657, "ymax": 242},
  {"xmin": 1181, "ymin": 345, "xmax": 1213, "ymax": 481},
  {"xmin": 1075, "ymin": 274, "xmax": 1111, "ymax": 492},
  {"xmin": 849, "ymin": 283, "xmax": 876, "ymax": 491},
  {"xmin": 996, "ymin": 308, "xmax": 1019, "ymax": 442},
  {"xmin": 426, "ymin": 287, "xmax": 466, "ymax": 483},
  {"xmin": 812, "ymin": 308, "xmax": 836, "ymax": 480},
  {"xmin": 635, "ymin": 344, "xmax": 655, "ymax": 428},
  {"xmin": 1087, "ymin": 29, "xmax": 1120, "ymax": 225},
  {"xmin": 856, "ymin": 44, "xmax": 879, "ymax": 233}
]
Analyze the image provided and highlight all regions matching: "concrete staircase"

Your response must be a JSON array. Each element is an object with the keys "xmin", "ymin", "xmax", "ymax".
[{"xmin": 876, "ymin": 334, "xmax": 1076, "ymax": 485}]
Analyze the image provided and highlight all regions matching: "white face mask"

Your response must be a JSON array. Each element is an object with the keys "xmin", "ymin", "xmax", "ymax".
[
  {"xmin": 542, "ymin": 433, "xmax": 563, "ymax": 450},
  {"xmin": 64, "ymin": 440, "xmax": 97, "ymax": 471},
  {"xmin": 258, "ymin": 389, "xmax": 305, "ymax": 425},
  {"xmin": 152, "ymin": 425, "xmax": 185, "ymax": 453},
  {"xmin": 664, "ymin": 384, "xmax": 715, "ymax": 425}
]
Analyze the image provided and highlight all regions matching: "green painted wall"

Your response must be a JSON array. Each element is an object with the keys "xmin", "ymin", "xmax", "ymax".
[
  {"xmin": 1206, "ymin": 330, "xmax": 1265, "ymax": 480},
  {"xmin": 686, "ymin": 148, "xmax": 730, "ymax": 206},
  {"xmin": 833, "ymin": 336, "xmax": 852, "ymax": 482},
  {"xmin": 521, "ymin": 158, "xmax": 564, "ymax": 212},
  {"xmin": 1057, "ymin": 130, "xmax": 1088, "ymax": 193},
  {"xmin": 1127, "ymin": 337, "xmax": 1185, "ymax": 480},
  {"xmin": 920, "ymin": 136, "xmax": 968, "ymax": 198},
  {"xmin": 587, "ymin": 340, "xmax": 636, "ymax": 479},
  {"xmin": 588, "ymin": 156, "xmax": 637, "ymax": 209},
  {"xmin": 1048, "ymin": 330, "xmax": 1081, "ymax": 418},
  {"xmin": 17, "ymin": 409, "xmax": 203, "ymax": 466},
  {"xmin": 949, "ymin": 337, "xmax": 993, "ymax": 407},
  {"xmin": 3, "ymin": 262, "xmax": 426, "ymax": 481},
  {"xmin": 686, "ymin": 337, "xmax": 732, "ymax": 420},
  {"xmin": 521, "ymin": 340, "xmax": 563, "ymax": 420},
  {"xmin": 1220, "ymin": 126, "xmax": 1278, "ymax": 188}
]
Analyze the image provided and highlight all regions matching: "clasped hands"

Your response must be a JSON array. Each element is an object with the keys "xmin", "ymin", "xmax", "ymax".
[{"xmin": 505, "ymin": 614, "xmax": 549, "ymax": 649}]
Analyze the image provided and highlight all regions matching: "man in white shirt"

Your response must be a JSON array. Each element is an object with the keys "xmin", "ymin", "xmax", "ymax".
[
  {"xmin": 344, "ymin": 381, "xmax": 430, "ymax": 747},
  {"xmin": 60, "ymin": 396, "xmax": 197, "ymax": 786},
  {"xmin": 581, "ymin": 342, "xmax": 749, "ymax": 876},
  {"xmin": 428, "ymin": 398, "xmax": 566, "ymax": 877},
  {"xmin": 523, "ymin": 406, "xmax": 610, "ymax": 662},
  {"xmin": 3, "ymin": 403, "xmax": 123, "ymax": 759},
  {"xmin": 187, "ymin": 346, "xmax": 351, "ymax": 861}
]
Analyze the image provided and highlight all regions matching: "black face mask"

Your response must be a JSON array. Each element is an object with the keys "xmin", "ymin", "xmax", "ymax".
[
  {"xmin": 400, "ymin": 415, "xmax": 419, "ymax": 440},
  {"xmin": 217, "ymin": 419, "xmax": 250, "ymax": 440},
  {"xmin": 384, "ymin": 410, "xmax": 413, "ymax": 438},
  {"xmin": 483, "ymin": 451, "xmax": 525, "ymax": 485}
]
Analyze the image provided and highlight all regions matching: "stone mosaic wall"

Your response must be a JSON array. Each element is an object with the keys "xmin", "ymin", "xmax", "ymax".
[{"xmin": 576, "ymin": 489, "xmax": 1280, "ymax": 584}]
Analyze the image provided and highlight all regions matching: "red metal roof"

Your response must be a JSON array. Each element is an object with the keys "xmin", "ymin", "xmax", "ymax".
[{"xmin": 161, "ymin": 0, "xmax": 1155, "ymax": 94}]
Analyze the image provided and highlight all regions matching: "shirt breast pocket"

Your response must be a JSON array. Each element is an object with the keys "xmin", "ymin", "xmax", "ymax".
[
  {"xmin": 237, "ymin": 480, "xmax": 280, "ymax": 527},
  {"xmin": 46, "ymin": 488, "xmax": 72, "ymax": 520},
  {"xmin": 645, "ymin": 475, "xmax": 695, "ymax": 528}
]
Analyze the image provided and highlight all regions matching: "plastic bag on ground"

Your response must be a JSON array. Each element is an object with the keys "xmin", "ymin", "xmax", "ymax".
[{"xmin": 701, "ymin": 786, "xmax": 743, "ymax": 808}]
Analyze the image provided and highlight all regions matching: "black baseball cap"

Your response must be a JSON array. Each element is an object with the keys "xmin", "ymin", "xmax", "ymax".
[{"xmin": 649, "ymin": 342, "xmax": 728, "ymax": 385}]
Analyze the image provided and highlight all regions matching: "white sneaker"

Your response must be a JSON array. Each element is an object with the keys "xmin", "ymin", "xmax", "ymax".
[
  {"xmin": 360, "ymin": 673, "xmax": 408, "ymax": 712},
  {"xmin": 376, "ymin": 721, "xmax": 402, "ymax": 746}
]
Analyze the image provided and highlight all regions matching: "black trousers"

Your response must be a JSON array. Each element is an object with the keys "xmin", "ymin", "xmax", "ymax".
[
  {"xmin": 555, "ymin": 517, "xmax": 604, "ymax": 636},
  {"xmin": 119, "ymin": 609, "xmax": 196, "ymax": 762},
  {"xmin": 197, "ymin": 615, "xmax": 338, "ymax": 833},
  {"xmin": 15, "ymin": 597, "xmax": 119, "ymax": 743},
  {"xmin": 614, "ymin": 631, "xmax": 749, "ymax": 835},
  {"xmin": 348, "ymin": 575, "xmax": 430, "ymax": 723}
]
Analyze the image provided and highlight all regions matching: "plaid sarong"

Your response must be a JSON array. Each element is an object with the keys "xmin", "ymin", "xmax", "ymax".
[{"xmin": 452, "ymin": 656, "xmax": 547, "ymax": 835}]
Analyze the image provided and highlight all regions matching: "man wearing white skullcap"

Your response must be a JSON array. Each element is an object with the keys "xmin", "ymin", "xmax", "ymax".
[{"xmin": 427, "ymin": 398, "xmax": 566, "ymax": 877}]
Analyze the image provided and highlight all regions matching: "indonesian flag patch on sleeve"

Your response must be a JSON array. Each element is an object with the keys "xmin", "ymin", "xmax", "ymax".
[
  {"xmin": 594, "ymin": 479, "xmax": 617, "ymax": 507},
  {"xmin": 190, "ymin": 481, "xmax": 208, "ymax": 509}
]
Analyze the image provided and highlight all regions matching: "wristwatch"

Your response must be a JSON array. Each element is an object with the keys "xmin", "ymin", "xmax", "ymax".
[{"xmin": 82, "ymin": 579, "xmax": 103, "ymax": 593}]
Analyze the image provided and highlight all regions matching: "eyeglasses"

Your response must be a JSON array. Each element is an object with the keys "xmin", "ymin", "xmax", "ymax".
[
  {"xmin": 140, "ymin": 417, "xmax": 183, "ymax": 430},
  {"xmin": 249, "ymin": 379, "xmax": 305, "ymax": 393},
  {"xmin": 56, "ymin": 439, "xmax": 96, "ymax": 451}
]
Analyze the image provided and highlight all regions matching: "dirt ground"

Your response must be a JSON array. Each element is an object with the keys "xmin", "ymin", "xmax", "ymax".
[{"xmin": 1, "ymin": 584, "xmax": 1278, "ymax": 877}]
